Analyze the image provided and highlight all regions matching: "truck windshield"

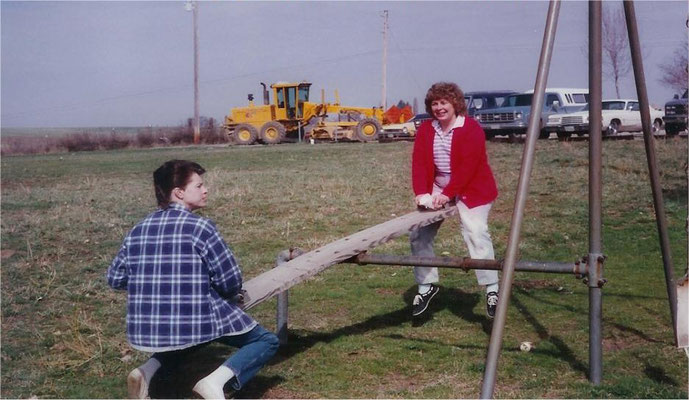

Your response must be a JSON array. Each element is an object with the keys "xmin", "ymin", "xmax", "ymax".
[
  {"xmin": 501, "ymin": 93, "xmax": 558, "ymax": 107},
  {"xmin": 502, "ymin": 94, "xmax": 533, "ymax": 107}
]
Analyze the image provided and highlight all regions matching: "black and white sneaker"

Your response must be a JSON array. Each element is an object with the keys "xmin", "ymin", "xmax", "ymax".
[
  {"xmin": 412, "ymin": 284, "xmax": 439, "ymax": 316},
  {"xmin": 486, "ymin": 291, "xmax": 499, "ymax": 318}
]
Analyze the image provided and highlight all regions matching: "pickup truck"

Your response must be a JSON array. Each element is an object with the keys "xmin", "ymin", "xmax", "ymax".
[
  {"xmin": 465, "ymin": 90, "xmax": 516, "ymax": 116},
  {"xmin": 474, "ymin": 88, "xmax": 589, "ymax": 139},
  {"xmin": 663, "ymin": 89, "xmax": 687, "ymax": 136}
]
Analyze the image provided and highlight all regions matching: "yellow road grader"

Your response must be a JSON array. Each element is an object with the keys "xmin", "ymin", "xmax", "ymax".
[{"xmin": 223, "ymin": 82, "xmax": 384, "ymax": 145}]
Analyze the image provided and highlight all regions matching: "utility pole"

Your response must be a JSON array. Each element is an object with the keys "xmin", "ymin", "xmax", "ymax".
[
  {"xmin": 186, "ymin": 0, "xmax": 200, "ymax": 144},
  {"xmin": 381, "ymin": 10, "xmax": 388, "ymax": 112}
]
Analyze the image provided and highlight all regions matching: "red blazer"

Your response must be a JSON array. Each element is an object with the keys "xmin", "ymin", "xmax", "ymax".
[{"xmin": 411, "ymin": 117, "xmax": 498, "ymax": 209}]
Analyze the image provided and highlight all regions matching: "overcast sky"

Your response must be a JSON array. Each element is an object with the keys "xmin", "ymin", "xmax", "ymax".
[{"xmin": 1, "ymin": 0, "xmax": 687, "ymax": 128}]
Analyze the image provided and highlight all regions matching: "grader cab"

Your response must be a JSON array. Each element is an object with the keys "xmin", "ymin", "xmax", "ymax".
[{"xmin": 223, "ymin": 82, "xmax": 384, "ymax": 145}]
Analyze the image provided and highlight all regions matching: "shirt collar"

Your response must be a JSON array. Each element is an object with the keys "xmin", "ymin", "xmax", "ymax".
[
  {"xmin": 431, "ymin": 115, "xmax": 465, "ymax": 135},
  {"xmin": 165, "ymin": 202, "xmax": 190, "ymax": 212}
]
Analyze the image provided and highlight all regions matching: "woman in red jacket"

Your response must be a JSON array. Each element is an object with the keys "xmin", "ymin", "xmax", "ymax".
[{"xmin": 410, "ymin": 82, "xmax": 500, "ymax": 318}]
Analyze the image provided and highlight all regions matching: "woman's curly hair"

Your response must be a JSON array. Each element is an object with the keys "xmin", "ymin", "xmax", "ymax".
[{"xmin": 424, "ymin": 82, "xmax": 467, "ymax": 117}]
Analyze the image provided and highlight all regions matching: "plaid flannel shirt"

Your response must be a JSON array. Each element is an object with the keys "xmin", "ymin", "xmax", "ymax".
[{"xmin": 107, "ymin": 203, "xmax": 256, "ymax": 352}]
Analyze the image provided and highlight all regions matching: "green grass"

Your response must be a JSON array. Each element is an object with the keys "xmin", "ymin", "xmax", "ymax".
[{"xmin": 1, "ymin": 139, "xmax": 687, "ymax": 398}]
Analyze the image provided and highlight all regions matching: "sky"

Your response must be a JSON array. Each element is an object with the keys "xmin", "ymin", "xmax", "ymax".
[{"xmin": 1, "ymin": 0, "xmax": 687, "ymax": 128}]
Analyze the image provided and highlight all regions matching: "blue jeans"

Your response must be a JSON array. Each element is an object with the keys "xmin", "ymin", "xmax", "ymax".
[{"xmin": 153, "ymin": 324, "xmax": 279, "ymax": 390}]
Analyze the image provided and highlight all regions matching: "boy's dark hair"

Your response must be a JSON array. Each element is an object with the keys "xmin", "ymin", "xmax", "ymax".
[
  {"xmin": 153, "ymin": 160, "xmax": 206, "ymax": 208},
  {"xmin": 425, "ymin": 82, "xmax": 467, "ymax": 117}
]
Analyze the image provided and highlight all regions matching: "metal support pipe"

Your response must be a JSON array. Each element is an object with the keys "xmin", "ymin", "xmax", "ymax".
[
  {"xmin": 276, "ymin": 290, "xmax": 288, "ymax": 345},
  {"xmin": 274, "ymin": 248, "xmax": 304, "ymax": 345},
  {"xmin": 192, "ymin": 0, "xmax": 200, "ymax": 144},
  {"xmin": 348, "ymin": 253, "xmax": 587, "ymax": 276},
  {"xmin": 623, "ymin": 0, "xmax": 678, "ymax": 344},
  {"xmin": 480, "ymin": 2, "xmax": 561, "ymax": 398},
  {"xmin": 588, "ymin": 0, "xmax": 604, "ymax": 385},
  {"xmin": 275, "ymin": 251, "xmax": 290, "ymax": 345}
]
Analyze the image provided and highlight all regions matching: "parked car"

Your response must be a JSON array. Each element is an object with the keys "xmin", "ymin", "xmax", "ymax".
[
  {"xmin": 465, "ymin": 90, "xmax": 517, "ymax": 117},
  {"xmin": 545, "ymin": 99, "xmax": 665, "ymax": 138},
  {"xmin": 380, "ymin": 113, "xmax": 432, "ymax": 140},
  {"xmin": 663, "ymin": 89, "xmax": 687, "ymax": 136},
  {"xmin": 474, "ymin": 88, "xmax": 589, "ymax": 139},
  {"xmin": 411, "ymin": 113, "xmax": 432, "ymax": 129}
]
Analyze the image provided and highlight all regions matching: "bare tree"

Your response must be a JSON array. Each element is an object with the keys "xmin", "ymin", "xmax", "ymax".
[
  {"xmin": 602, "ymin": 4, "xmax": 632, "ymax": 98},
  {"xmin": 658, "ymin": 37, "xmax": 688, "ymax": 94}
]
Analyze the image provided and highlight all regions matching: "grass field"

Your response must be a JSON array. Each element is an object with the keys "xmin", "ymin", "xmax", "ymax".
[{"xmin": 1, "ymin": 138, "xmax": 687, "ymax": 398}]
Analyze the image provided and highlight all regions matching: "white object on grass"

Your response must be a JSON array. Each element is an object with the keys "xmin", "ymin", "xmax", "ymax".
[{"xmin": 520, "ymin": 341, "xmax": 533, "ymax": 352}]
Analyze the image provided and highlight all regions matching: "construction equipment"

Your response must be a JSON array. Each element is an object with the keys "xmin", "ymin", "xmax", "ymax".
[{"xmin": 223, "ymin": 82, "xmax": 384, "ymax": 145}]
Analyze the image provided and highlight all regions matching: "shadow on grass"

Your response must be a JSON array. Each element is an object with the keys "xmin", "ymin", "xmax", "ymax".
[
  {"xmin": 145, "ymin": 285, "xmax": 483, "ymax": 398},
  {"xmin": 274, "ymin": 285, "xmax": 490, "ymax": 360},
  {"xmin": 148, "ymin": 345, "xmax": 284, "ymax": 399},
  {"xmin": 510, "ymin": 290, "xmax": 588, "ymax": 377},
  {"xmin": 662, "ymin": 185, "xmax": 688, "ymax": 206},
  {"xmin": 514, "ymin": 287, "xmax": 672, "ymax": 345},
  {"xmin": 510, "ymin": 287, "xmax": 675, "ymax": 381},
  {"xmin": 150, "ymin": 284, "xmax": 629, "ymax": 397},
  {"xmin": 642, "ymin": 362, "xmax": 679, "ymax": 386},
  {"xmin": 441, "ymin": 286, "xmax": 494, "ymax": 335}
]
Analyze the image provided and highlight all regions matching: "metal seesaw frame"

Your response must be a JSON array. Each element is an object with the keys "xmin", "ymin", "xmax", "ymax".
[{"xmin": 239, "ymin": 1, "xmax": 679, "ymax": 397}]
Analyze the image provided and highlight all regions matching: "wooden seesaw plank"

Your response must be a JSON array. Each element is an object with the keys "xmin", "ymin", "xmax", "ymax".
[{"xmin": 241, "ymin": 205, "xmax": 458, "ymax": 310}]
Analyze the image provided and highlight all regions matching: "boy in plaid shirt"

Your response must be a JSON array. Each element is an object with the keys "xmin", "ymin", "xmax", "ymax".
[{"xmin": 107, "ymin": 160, "xmax": 278, "ymax": 399}]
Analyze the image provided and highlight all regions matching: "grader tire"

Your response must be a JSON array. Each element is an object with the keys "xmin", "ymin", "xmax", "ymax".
[
  {"xmin": 234, "ymin": 124, "xmax": 258, "ymax": 145},
  {"xmin": 260, "ymin": 121, "xmax": 286, "ymax": 144},
  {"xmin": 355, "ymin": 118, "xmax": 382, "ymax": 142}
]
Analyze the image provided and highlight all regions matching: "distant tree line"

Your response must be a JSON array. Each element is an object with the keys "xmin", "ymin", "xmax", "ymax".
[{"xmin": 1, "ymin": 117, "xmax": 228, "ymax": 155}]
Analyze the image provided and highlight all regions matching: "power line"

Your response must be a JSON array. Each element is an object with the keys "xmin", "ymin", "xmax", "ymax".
[{"xmin": 387, "ymin": 22, "xmax": 424, "ymax": 98}]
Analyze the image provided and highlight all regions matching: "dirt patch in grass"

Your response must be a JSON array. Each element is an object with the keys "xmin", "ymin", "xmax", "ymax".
[
  {"xmin": 603, "ymin": 329, "xmax": 648, "ymax": 352},
  {"xmin": 603, "ymin": 336, "xmax": 638, "ymax": 352},
  {"xmin": 374, "ymin": 371, "xmax": 419, "ymax": 395},
  {"xmin": 1, "ymin": 249, "xmax": 17, "ymax": 259}
]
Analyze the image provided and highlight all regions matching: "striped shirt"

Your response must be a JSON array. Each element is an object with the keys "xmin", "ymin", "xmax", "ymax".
[
  {"xmin": 107, "ymin": 203, "xmax": 256, "ymax": 352},
  {"xmin": 432, "ymin": 116, "xmax": 465, "ymax": 188}
]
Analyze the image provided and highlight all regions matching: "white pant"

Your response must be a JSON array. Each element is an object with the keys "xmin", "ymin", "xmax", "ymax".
[{"xmin": 410, "ymin": 200, "xmax": 498, "ymax": 287}]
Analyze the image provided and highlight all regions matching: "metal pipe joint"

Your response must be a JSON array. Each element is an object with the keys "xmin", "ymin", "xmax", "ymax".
[{"xmin": 583, "ymin": 253, "xmax": 607, "ymax": 288}]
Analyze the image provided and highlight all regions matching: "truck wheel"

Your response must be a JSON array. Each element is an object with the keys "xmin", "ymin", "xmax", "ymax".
[
  {"xmin": 539, "ymin": 129, "xmax": 550, "ymax": 139},
  {"xmin": 355, "ymin": 118, "xmax": 381, "ymax": 142},
  {"xmin": 260, "ymin": 121, "xmax": 286, "ymax": 144},
  {"xmin": 556, "ymin": 131, "xmax": 572, "ymax": 139},
  {"xmin": 234, "ymin": 124, "xmax": 258, "ymax": 145},
  {"xmin": 665, "ymin": 125, "xmax": 679, "ymax": 136}
]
